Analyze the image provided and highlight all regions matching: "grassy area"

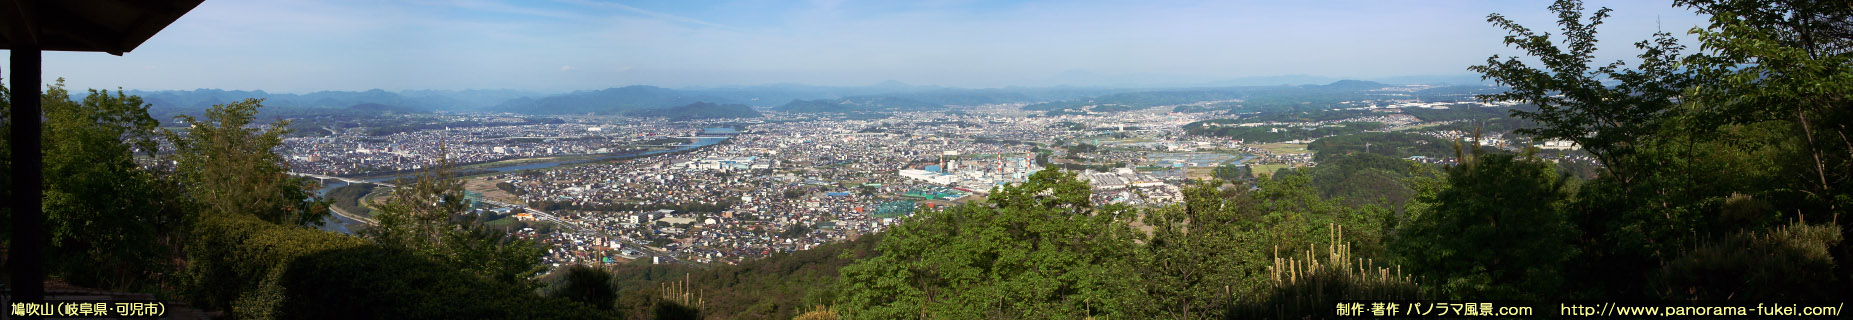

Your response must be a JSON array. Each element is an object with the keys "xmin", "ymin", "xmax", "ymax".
[
  {"xmin": 327, "ymin": 183, "xmax": 378, "ymax": 217},
  {"xmin": 457, "ymin": 154, "xmax": 591, "ymax": 171},
  {"xmin": 463, "ymin": 177, "xmax": 524, "ymax": 204},
  {"xmin": 460, "ymin": 170, "xmax": 506, "ymax": 180},
  {"xmin": 453, "ymin": 136, "xmax": 725, "ymax": 180},
  {"xmin": 1391, "ymin": 122, "xmax": 1448, "ymax": 131},
  {"xmin": 1184, "ymin": 167, "xmax": 1215, "ymax": 180},
  {"xmin": 356, "ymin": 187, "xmax": 393, "ymax": 218},
  {"xmin": 1251, "ymin": 163, "xmax": 1293, "ymax": 177},
  {"xmin": 1249, "ymin": 143, "xmax": 1311, "ymax": 155}
]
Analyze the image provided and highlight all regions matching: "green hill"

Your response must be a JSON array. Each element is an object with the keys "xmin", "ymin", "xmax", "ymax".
[
  {"xmin": 495, "ymin": 85, "xmax": 734, "ymax": 115},
  {"xmin": 774, "ymin": 96, "xmax": 946, "ymax": 113},
  {"xmin": 628, "ymin": 102, "xmax": 763, "ymax": 120}
]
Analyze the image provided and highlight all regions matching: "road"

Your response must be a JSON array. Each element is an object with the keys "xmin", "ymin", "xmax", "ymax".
[
  {"xmin": 288, "ymin": 172, "xmax": 397, "ymax": 188},
  {"xmin": 326, "ymin": 203, "xmax": 377, "ymax": 225}
]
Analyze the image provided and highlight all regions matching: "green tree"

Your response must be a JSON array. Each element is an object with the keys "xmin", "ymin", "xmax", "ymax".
[
  {"xmin": 1465, "ymin": 0, "xmax": 1687, "ymax": 299},
  {"xmin": 835, "ymin": 167, "xmax": 1147, "ymax": 319},
  {"xmin": 1210, "ymin": 163, "xmax": 1252, "ymax": 182},
  {"xmin": 1676, "ymin": 0, "xmax": 1853, "ymax": 215},
  {"xmin": 1252, "ymin": 171, "xmax": 1395, "ymax": 265},
  {"xmin": 364, "ymin": 153, "xmax": 550, "ymax": 289},
  {"xmin": 542, "ymin": 264, "xmax": 619, "ymax": 311},
  {"xmin": 1644, "ymin": 0, "xmax": 1853, "ymax": 300},
  {"xmin": 165, "ymin": 98, "xmax": 328, "ymax": 227},
  {"xmin": 1305, "ymin": 152, "xmax": 1439, "ymax": 215},
  {"xmin": 2, "ymin": 80, "xmax": 191, "ymax": 291},
  {"xmin": 1656, "ymin": 221, "xmax": 1842, "ymax": 300},
  {"xmin": 1469, "ymin": 0, "xmax": 1691, "ymax": 187},
  {"xmin": 1393, "ymin": 151, "xmax": 1575, "ymax": 300},
  {"xmin": 1237, "ymin": 224, "xmax": 1422, "ymax": 318},
  {"xmin": 1467, "ymin": 0, "xmax": 1853, "ymax": 299},
  {"xmin": 1138, "ymin": 181, "xmax": 1261, "ymax": 319},
  {"xmin": 1140, "ymin": 172, "xmax": 1400, "ymax": 319}
]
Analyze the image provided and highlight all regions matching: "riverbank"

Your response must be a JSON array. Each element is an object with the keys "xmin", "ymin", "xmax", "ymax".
[
  {"xmin": 328, "ymin": 203, "xmax": 376, "ymax": 226},
  {"xmin": 309, "ymin": 130, "xmax": 735, "ymax": 236},
  {"xmin": 357, "ymin": 137, "xmax": 729, "ymax": 183},
  {"xmin": 340, "ymin": 148, "xmax": 657, "ymax": 181}
]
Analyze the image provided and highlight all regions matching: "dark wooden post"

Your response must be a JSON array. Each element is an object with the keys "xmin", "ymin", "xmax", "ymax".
[{"xmin": 7, "ymin": 3, "xmax": 46, "ymax": 305}]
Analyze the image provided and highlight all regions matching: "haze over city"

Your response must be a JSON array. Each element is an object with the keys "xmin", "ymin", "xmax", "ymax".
[{"xmin": 20, "ymin": 0, "xmax": 1705, "ymax": 92}]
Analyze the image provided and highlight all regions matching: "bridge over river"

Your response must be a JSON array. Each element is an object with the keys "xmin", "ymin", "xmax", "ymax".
[{"xmin": 284, "ymin": 131, "xmax": 733, "ymax": 264}]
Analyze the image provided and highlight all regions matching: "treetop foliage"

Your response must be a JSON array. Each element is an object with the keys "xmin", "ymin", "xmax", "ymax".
[
  {"xmin": 3, "ymin": 80, "xmax": 192, "ymax": 292},
  {"xmin": 836, "ymin": 167, "xmax": 1148, "ymax": 319},
  {"xmin": 164, "ymin": 98, "xmax": 329, "ymax": 227},
  {"xmin": 1470, "ymin": 0, "xmax": 1691, "ymax": 186},
  {"xmin": 365, "ymin": 150, "xmax": 551, "ymax": 290}
]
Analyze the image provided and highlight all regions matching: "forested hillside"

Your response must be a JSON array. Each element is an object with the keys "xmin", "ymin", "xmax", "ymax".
[
  {"xmin": 1, "ymin": 85, "xmax": 608, "ymax": 318},
  {"xmin": 494, "ymin": 86, "xmax": 733, "ymax": 115},
  {"xmin": 629, "ymin": 102, "xmax": 763, "ymax": 121}
]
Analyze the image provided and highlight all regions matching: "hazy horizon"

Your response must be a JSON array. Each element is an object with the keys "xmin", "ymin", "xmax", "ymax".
[
  {"xmin": 100, "ymin": 74, "xmax": 1472, "ymax": 96},
  {"xmin": 11, "ymin": 0, "xmax": 1707, "ymax": 93}
]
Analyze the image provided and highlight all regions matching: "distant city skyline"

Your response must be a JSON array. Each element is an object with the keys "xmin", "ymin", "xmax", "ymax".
[{"xmin": 13, "ymin": 0, "xmax": 1708, "ymax": 93}]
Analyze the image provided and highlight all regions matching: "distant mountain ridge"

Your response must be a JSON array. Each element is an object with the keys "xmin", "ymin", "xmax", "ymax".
[
  {"xmin": 1309, "ymin": 80, "xmax": 1389, "ymax": 90},
  {"xmin": 347, "ymin": 102, "xmax": 425, "ymax": 114},
  {"xmin": 628, "ymin": 102, "xmax": 762, "ymax": 120},
  {"xmin": 1023, "ymin": 80, "xmax": 1431, "ymax": 114},
  {"xmin": 492, "ymin": 85, "xmax": 732, "ymax": 115},
  {"xmin": 108, "ymin": 78, "xmax": 1493, "ymax": 118},
  {"xmin": 776, "ymin": 99, "xmax": 854, "ymax": 113},
  {"xmin": 774, "ymin": 96, "xmax": 947, "ymax": 113},
  {"xmin": 123, "ymin": 88, "xmax": 540, "ymax": 113}
]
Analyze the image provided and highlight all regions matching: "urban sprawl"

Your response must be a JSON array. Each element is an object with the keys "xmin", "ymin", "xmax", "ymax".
[{"xmin": 278, "ymin": 86, "xmax": 1593, "ymax": 268}]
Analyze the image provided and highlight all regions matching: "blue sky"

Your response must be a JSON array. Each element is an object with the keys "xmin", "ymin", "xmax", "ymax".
[{"xmin": 16, "ymin": 0, "xmax": 1709, "ymax": 93}]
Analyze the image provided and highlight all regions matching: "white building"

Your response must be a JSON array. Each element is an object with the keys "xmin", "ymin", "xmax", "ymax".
[{"xmin": 899, "ymin": 169, "xmax": 959, "ymax": 185}]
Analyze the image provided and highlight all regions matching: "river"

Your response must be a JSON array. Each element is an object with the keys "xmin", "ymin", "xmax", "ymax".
[{"xmin": 313, "ymin": 130, "xmax": 734, "ymax": 234}]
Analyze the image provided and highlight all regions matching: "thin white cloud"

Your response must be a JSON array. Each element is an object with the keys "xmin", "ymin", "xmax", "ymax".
[{"xmin": 429, "ymin": 0, "xmax": 587, "ymax": 20}]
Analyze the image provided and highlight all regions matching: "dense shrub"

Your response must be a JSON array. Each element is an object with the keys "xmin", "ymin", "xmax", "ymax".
[
  {"xmin": 792, "ymin": 306, "xmax": 842, "ymax": 320},
  {"xmin": 542, "ymin": 264, "xmax": 619, "ymax": 311},
  {"xmin": 610, "ymin": 234, "xmax": 881, "ymax": 320},
  {"xmin": 185, "ymin": 212, "xmax": 609, "ymax": 319},
  {"xmin": 277, "ymin": 246, "xmax": 608, "ymax": 319},
  {"xmin": 1236, "ymin": 225, "xmax": 1423, "ymax": 318},
  {"xmin": 184, "ymin": 212, "xmax": 368, "ymax": 316},
  {"xmin": 1655, "ymin": 222, "xmax": 1843, "ymax": 300}
]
